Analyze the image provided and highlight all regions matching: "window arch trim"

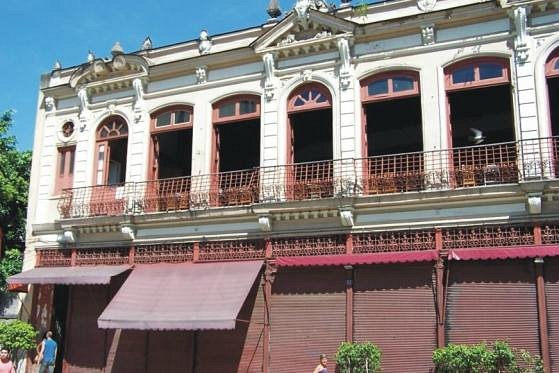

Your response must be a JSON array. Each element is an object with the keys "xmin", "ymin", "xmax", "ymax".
[
  {"xmin": 360, "ymin": 71, "xmax": 420, "ymax": 103},
  {"xmin": 444, "ymin": 57, "xmax": 510, "ymax": 91},
  {"xmin": 546, "ymin": 48, "xmax": 559, "ymax": 77},
  {"xmin": 96, "ymin": 116, "xmax": 129, "ymax": 140},
  {"xmin": 287, "ymin": 83, "xmax": 332, "ymax": 113},
  {"xmin": 212, "ymin": 95, "xmax": 261, "ymax": 124},
  {"xmin": 150, "ymin": 105, "xmax": 194, "ymax": 133}
]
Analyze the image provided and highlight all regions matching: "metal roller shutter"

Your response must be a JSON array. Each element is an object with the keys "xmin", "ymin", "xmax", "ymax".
[
  {"xmin": 353, "ymin": 263, "xmax": 437, "ymax": 373},
  {"xmin": 64, "ymin": 285, "xmax": 108, "ymax": 373},
  {"xmin": 107, "ymin": 330, "xmax": 147, "ymax": 373},
  {"xmin": 545, "ymin": 258, "xmax": 559, "ymax": 373},
  {"xmin": 196, "ymin": 279, "xmax": 264, "ymax": 373},
  {"xmin": 270, "ymin": 267, "xmax": 346, "ymax": 373},
  {"xmin": 446, "ymin": 260, "xmax": 540, "ymax": 355},
  {"xmin": 147, "ymin": 331, "xmax": 193, "ymax": 373}
]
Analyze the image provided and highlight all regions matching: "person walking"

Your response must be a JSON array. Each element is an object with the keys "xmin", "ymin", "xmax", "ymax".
[
  {"xmin": 37, "ymin": 331, "xmax": 57, "ymax": 373},
  {"xmin": 312, "ymin": 354, "xmax": 329, "ymax": 373},
  {"xmin": 0, "ymin": 349, "xmax": 15, "ymax": 373}
]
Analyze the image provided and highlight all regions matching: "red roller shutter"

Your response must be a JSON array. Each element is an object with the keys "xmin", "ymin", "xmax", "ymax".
[
  {"xmin": 270, "ymin": 267, "xmax": 346, "ymax": 373},
  {"xmin": 107, "ymin": 330, "xmax": 147, "ymax": 373},
  {"xmin": 146, "ymin": 331, "xmax": 193, "ymax": 373},
  {"xmin": 446, "ymin": 260, "xmax": 540, "ymax": 355},
  {"xmin": 195, "ymin": 279, "xmax": 264, "ymax": 373},
  {"xmin": 64, "ymin": 285, "xmax": 108, "ymax": 373},
  {"xmin": 353, "ymin": 263, "xmax": 437, "ymax": 373},
  {"xmin": 545, "ymin": 257, "xmax": 559, "ymax": 373}
]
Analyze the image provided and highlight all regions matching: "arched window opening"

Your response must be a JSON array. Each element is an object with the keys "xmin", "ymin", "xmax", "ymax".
[
  {"xmin": 360, "ymin": 71, "xmax": 423, "ymax": 194},
  {"xmin": 445, "ymin": 58, "xmax": 514, "ymax": 148},
  {"xmin": 361, "ymin": 71, "xmax": 422, "ymax": 157},
  {"xmin": 212, "ymin": 95, "xmax": 261, "ymax": 206},
  {"xmin": 95, "ymin": 116, "xmax": 128, "ymax": 185},
  {"xmin": 445, "ymin": 58, "xmax": 517, "ymax": 187},
  {"xmin": 546, "ymin": 48, "xmax": 559, "ymax": 136},
  {"xmin": 150, "ymin": 106, "xmax": 194, "ymax": 180},
  {"xmin": 212, "ymin": 95, "xmax": 261, "ymax": 173},
  {"xmin": 288, "ymin": 83, "xmax": 333, "ymax": 164}
]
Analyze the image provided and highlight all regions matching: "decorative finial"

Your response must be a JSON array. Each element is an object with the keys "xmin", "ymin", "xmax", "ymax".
[
  {"xmin": 267, "ymin": 0, "xmax": 282, "ymax": 19},
  {"xmin": 141, "ymin": 36, "xmax": 152, "ymax": 50},
  {"xmin": 198, "ymin": 30, "xmax": 212, "ymax": 55},
  {"xmin": 87, "ymin": 50, "xmax": 95, "ymax": 63},
  {"xmin": 111, "ymin": 41, "xmax": 124, "ymax": 56},
  {"xmin": 53, "ymin": 60, "xmax": 61, "ymax": 70}
]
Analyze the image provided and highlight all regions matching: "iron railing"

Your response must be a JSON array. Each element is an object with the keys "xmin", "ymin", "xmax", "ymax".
[{"xmin": 57, "ymin": 136, "xmax": 559, "ymax": 218}]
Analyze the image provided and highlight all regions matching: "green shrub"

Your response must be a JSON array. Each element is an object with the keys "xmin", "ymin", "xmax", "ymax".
[
  {"xmin": 0, "ymin": 320, "xmax": 38, "ymax": 368},
  {"xmin": 433, "ymin": 340, "xmax": 544, "ymax": 373},
  {"xmin": 335, "ymin": 341, "xmax": 381, "ymax": 373}
]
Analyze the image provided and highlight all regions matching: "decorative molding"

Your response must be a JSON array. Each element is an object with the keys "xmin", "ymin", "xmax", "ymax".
[
  {"xmin": 417, "ymin": 0, "xmax": 437, "ymax": 12},
  {"xmin": 45, "ymin": 97, "xmax": 56, "ymax": 112},
  {"xmin": 337, "ymin": 37, "xmax": 353, "ymax": 89},
  {"xmin": 421, "ymin": 24, "xmax": 436, "ymax": 45},
  {"xmin": 302, "ymin": 69, "xmax": 313, "ymax": 81},
  {"xmin": 527, "ymin": 193, "xmax": 542, "ymax": 214},
  {"xmin": 511, "ymin": 6, "xmax": 531, "ymax": 63},
  {"xmin": 258, "ymin": 216, "xmax": 272, "ymax": 232},
  {"xmin": 120, "ymin": 225, "xmax": 136, "ymax": 240},
  {"xmin": 263, "ymin": 53, "xmax": 277, "ymax": 100},
  {"xmin": 339, "ymin": 209, "xmax": 354, "ymax": 227},
  {"xmin": 196, "ymin": 65, "xmax": 208, "ymax": 84},
  {"xmin": 198, "ymin": 30, "xmax": 212, "ymax": 55}
]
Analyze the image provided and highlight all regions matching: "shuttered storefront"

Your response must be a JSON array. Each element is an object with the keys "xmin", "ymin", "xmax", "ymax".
[
  {"xmin": 195, "ymin": 279, "xmax": 264, "ymax": 373},
  {"xmin": 353, "ymin": 263, "xmax": 437, "ymax": 373},
  {"xmin": 270, "ymin": 267, "xmax": 346, "ymax": 373},
  {"xmin": 64, "ymin": 285, "xmax": 108, "ymax": 373},
  {"xmin": 545, "ymin": 257, "xmax": 559, "ymax": 373},
  {"xmin": 147, "ymin": 331, "xmax": 193, "ymax": 373},
  {"xmin": 446, "ymin": 260, "xmax": 540, "ymax": 355}
]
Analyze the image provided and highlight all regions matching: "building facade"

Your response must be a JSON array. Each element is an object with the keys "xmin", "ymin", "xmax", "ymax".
[{"xmin": 9, "ymin": 0, "xmax": 559, "ymax": 371}]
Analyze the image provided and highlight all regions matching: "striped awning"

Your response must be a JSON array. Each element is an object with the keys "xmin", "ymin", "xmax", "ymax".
[{"xmin": 7, "ymin": 265, "xmax": 131, "ymax": 285}]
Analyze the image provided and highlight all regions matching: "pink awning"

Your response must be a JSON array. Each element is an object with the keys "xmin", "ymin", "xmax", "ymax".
[
  {"xmin": 275, "ymin": 250, "xmax": 439, "ymax": 267},
  {"xmin": 7, "ymin": 265, "xmax": 131, "ymax": 285},
  {"xmin": 448, "ymin": 245, "xmax": 559, "ymax": 261},
  {"xmin": 98, "ymin": 261, "xmax": 263, "ymax": 331}
]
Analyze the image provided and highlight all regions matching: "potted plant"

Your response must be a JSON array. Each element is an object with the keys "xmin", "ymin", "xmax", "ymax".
[{"xmin": 335, "ymin": 341, "xmax": 382, "ymax": 373}]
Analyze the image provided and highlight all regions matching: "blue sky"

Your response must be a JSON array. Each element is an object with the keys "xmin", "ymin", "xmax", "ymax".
[{"xmin": 0, "ymin": 0, "xmax": 287, "ymax": 150}]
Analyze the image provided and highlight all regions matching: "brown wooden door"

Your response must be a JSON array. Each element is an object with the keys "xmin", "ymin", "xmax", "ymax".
[
  {"xmin": 270, "ymin": 268, "xmax": 346, "ymax": 373},
  {"xmin": 545, "ymin": 257, "xmax": 559, "ymax": 373},
  {"xmin": 353, "ymin": 263, "xmax": 437, "ymax": 373},
  {"xmin": 445, "ymin": 260, "xmax": 540, "ymax": 355}
]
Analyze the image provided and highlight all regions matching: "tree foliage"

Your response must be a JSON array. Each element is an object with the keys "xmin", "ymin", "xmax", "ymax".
[
  {"xmin": 433, "ymin": 341, "xmax": 544, "ymax": 373},
  {"xmin": 0, "ymin": 110, "xmax": 31, "ymax": 250},
  {"xmin": 0, "ymin": 249, "xmax": 23, "ymax": 291},
  {"xmin": 335, "ymin": 341, "xmax": 382, "ymax": 373},
  {"xmin": 0, "ymin": 320, "xmax": 38, "ymax": 368}
]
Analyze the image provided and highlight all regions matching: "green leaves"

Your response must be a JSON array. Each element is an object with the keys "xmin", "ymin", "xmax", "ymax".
[
  {"xmin": 335, "ymin": 341, "xmax": 382, "ymax": 373},
  {"xmin": 0, "ymin": 249, "xmax": 23, "ymax": 290},
  {"xmin": 433, "ymin": 341, "xmax": 544, "ymax": 373},
  {"xmin": 0, "ymin": 110, "xmax": 31, "ymax": 250},
  {"xmin": 0, "ymin": 320, "xmax": 37, "ymax": 352}
]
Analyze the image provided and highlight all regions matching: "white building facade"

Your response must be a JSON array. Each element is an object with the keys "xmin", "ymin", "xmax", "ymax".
[{"xmin": 11, "ymin": 0, "xmax": 559, "ymax": 371}]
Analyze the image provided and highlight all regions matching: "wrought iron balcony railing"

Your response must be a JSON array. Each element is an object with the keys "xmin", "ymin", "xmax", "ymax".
[{"xmin": 57, "ymin": 136, "xmax": 559, "ymax": 218}]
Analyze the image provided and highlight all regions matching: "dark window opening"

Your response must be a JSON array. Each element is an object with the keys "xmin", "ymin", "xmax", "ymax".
[
  {"xmin": 449, "ymin": 85, "xmax": 514, "ymax": 147},
  {"xmin": 155, "ymin": 129, "xmax": 193, "ymax": 179},
  {"xmin": 217, "ymin": 119, "xmax": 260, "ymax": 172},
  {"xmin": 548, "ymin": 77, "xmax": 559, "ymax": 136},
  {"xmin": 290, "ymin": 109, "xmax": 332, "ymax": 163},
  {"xmin": 52, "ymin": 285, "xmax": 69, "ymax": 373},
  {"xmin": 107, "ymin": 138, "xmax": 127, "ymax": 184},
  {"xmin": 364, "ymin": 97, "xmax": 423, "ymax": 156}
]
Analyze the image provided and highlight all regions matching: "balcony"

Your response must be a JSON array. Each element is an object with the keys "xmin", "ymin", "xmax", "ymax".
[{"xmin": 57, "ymin": 136, "xmax": 559, "ymax": 219}]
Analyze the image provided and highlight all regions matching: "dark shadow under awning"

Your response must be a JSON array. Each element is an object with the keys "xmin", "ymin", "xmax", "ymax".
[
  {"xmin": 97, "ymin": 260, "xmax": 263, "ymax": 331},
  {"xmin": 7, "ymin": 265, "xmax": 131, "ymax": 285}
]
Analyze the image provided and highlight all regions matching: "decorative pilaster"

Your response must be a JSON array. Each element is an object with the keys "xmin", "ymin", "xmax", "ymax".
[
  {"xmin": 511, "ymin": 6, "xmax": 531, "ymax": 64},
  {"xmin": 263, "ymin": 261, "xmax": 276, "ymax": 373}
]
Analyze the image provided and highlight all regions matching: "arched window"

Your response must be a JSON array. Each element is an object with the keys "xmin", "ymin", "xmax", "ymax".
[
  {"xmin": 150, "ymin": 105, "xmax": 194, "ymax": 180},
  {"xmin": 546, "ymin": 48, "xmax": 559, "ymax": 136},
  {"xmin": 444, "ymin": 58, "xmax": 513, "ymax": 148},
  {"xmin": 360, "ymin": 71, "xmax": 423, "ymax": 194},
  {"xmin": 212, "ymin": 95, "xmax": 260, "ymax": 173},
  {"xmin": 287, "ymin": 83, "xmax": 332, "ymax": 163},
  {"xmin": 95, "ymin": 116, "xmax": 128, "ymax": 185},
  {"xmin": 287, "ymin": 83, "xmax": 333, "ymax": 200},
  {"xmin": 445, "ymin": 57, "xmax": 517, "ymax": 187},
  {"xmin": 360, "ymin": 71, "xmax": 422, "ymax": 157}
]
